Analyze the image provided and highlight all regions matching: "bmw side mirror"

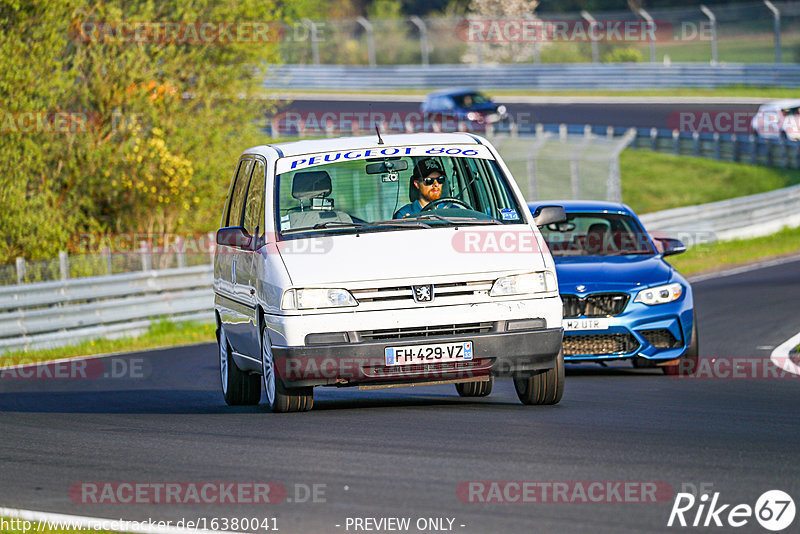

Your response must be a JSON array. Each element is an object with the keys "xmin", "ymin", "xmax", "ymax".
[
  {"xmin": 655, "ymin": 237, "xmax": 687, "ymax": 256},
  {"xmin": 532, "ymin": 205, "xmax": 567, "ymax": 227}
]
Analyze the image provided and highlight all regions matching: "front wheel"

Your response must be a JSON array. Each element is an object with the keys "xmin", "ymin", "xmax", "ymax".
[
  {"xmin": 261, "ymin": 327, "xmax": 313, "ymax": 413},
  {"xmin": 455, "ymin": 377, "xmax": 493, "ymax": 397},
  {"xmin": 219, "ymin": 326, "xmax": 261, "ymax": 406},
  {"xmin": 513, "ymin": 350, "xmax": 564, "ymax": 405}
]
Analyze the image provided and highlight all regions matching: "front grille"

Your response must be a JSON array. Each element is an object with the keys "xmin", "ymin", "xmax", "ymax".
[
  {"xmin": 562, "ymin": 293, "xmax": 629, "ymax": 318},
  {"xmin": 641, "ymin": 329, "xmax": 681, "ymax": 349},
  {"xmin": 359, "ymin": 322, "xmax": 493, "ymax": 341},
  {"xmin": 563, "ymin": 333, "xmax": 639, "ymax": 356},
  {"xmin": 350, "ymin": 280, "xmax": 494, "ymax": 303}
]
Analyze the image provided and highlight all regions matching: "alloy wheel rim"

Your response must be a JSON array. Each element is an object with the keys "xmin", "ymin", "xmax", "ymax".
[
  {"xmin": 262, "ymin": 330, "xmax": 276, "ymax": 405},
  {"xmin": 219, "ymin": 329, "xmax": 228, "ymax": 394}
]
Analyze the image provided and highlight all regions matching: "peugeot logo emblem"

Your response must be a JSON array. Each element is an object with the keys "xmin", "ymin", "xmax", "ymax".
[
  {"xmin": 412, "ymin": 285, "xmax": 434, "ymax": 303},
  {"xmin": 576, "ymin": 285, "xmax": 587, "ymax": 292}
]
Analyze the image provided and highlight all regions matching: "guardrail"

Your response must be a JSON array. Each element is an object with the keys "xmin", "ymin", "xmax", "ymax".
[
  {"xmin": 639, "ymin": 183, "xmax": 800, "ymax": 242},
  {"xmin": 263, "ymin": 63, "xmax": 800, "ymax": 90},
  {"xmin": 0, "ymin": 265, "xmax": 213, "ymax": 354}
]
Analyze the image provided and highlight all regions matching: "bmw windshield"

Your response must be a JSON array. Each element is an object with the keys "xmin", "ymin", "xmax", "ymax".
[
  {"xmin": 275, "ymin": 145, "xmax": 526, "ymax": 236},
  {"xmin": 539, "ymin": 212, "xmax": 655, "ymax": 256}
]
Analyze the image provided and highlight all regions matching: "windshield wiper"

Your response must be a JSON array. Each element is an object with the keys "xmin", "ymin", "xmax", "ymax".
[
  {"xmin": 282, "ymin": 221, "xmax": 367, "ymax": 234},
  {"xmin": 414, "ymin": 214, "xmax": 503, "ymax": 225}
]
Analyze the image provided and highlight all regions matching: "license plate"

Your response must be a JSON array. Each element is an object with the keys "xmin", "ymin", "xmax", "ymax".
[
  {"xmin": 385, "ymin": 341, "xmax": 473, "ymax": 366},
  {"xmin": 564, "ymin": 318, "xmax": 609, "ymax": 331}
]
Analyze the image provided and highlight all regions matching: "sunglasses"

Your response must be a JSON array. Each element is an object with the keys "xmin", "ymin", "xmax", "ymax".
[{"xmin": 419, "ymin": 176, "xmax": 445, "ymax": 186}]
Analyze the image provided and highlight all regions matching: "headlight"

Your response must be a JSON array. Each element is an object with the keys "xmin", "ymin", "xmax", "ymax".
[
  {"xmin": 466, "ymin": 111, "xmax": 480, "ymax": 121},
  {"xmin": 490, "ymin": 272, "xmax": 556, "ymax": 297},
  {"xmin": 634, "ymin": 283, "xmax": 683, "ymax": 305},
  {"xmin": 281, "ymin": 288, "xmax": 358, "ymax": 310}
]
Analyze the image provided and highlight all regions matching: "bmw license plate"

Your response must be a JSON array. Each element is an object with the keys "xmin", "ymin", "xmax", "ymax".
[
  {"xmin": 563, "ymin": 318, "xmax": 609, "ymax": 331},
  {"xmin": 385, "ymin": 341, "xmax": 473, "ymax": 366}
]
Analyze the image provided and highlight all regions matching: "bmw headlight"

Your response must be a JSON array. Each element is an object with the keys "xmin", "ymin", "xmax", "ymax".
[
  {"xmin": 281, "ymin": 288, "xmax": 358, "ymax": 310},
  {"xmin": 490, "ymin": 272, "xmax": 556, "ymax": 297},
  {"xmin": 634, "ymin": 283, "xmax": 683, "ymax": 305}
]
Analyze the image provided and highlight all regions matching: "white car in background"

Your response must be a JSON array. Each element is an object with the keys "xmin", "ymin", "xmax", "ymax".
[{"xmin": 751, "ymin": 99, "xmax": 800, "ymax": 141}]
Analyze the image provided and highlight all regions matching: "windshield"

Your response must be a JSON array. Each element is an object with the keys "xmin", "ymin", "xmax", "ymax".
[
  {"xmin": 539, "ymin": 212, "xmax": 655, "ymax": 256},
  {"xmin": 453, "ymin": 92, "xmax": 491, "ymax": 108},
  {"xmin": 276, "ymin": 149, "xmax": 525, "ymax": 236}
]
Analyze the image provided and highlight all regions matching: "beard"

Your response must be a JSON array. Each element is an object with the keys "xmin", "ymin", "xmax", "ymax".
[{"xmin": 427, "ymin": 188, "xmax": 442, "ymax": 202}]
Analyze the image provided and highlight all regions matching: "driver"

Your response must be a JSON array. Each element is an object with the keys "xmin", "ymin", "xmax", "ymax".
[{"xmin": 394, "ymin": 158, "xmax": 446, "ymax": 218}]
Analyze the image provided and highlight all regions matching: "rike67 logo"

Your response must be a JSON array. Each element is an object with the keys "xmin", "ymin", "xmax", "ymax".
[{"xmin": 668, "ymin": 489, "xmax": 796, "ymax": 531}]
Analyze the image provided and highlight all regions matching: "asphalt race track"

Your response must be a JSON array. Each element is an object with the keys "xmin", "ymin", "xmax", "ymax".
[
  {"xmin": 1, "ymin": 258, "xmax": 799, "ymax": 534},
  {"xmin": 276, "ymin": 97, "xmax": 761, "ymax": 130}
]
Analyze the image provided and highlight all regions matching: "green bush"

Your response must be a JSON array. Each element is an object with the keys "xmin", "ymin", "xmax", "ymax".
[{"xmin": 602, "ymin": 46, "xmax": 644, "ymax": 63}]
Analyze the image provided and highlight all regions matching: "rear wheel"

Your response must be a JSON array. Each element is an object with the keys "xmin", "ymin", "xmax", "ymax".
[
  {"xmin": 219, "ymin": 326, "xmax": 261, "ymax": 406},
  {"xmin": 455, "ymin": 377, "xmax": 493, "ymax": 397},
  {"xmin": 261, "ymin": 327, "xmax": 313, "ymax": 413},
  {"xmin": 513, "ymin": 350, "xmax": 564, "ymax": 405},
  {"xmin": 664, "ymin": 316, "xmax": 699, "ymax": 376}
]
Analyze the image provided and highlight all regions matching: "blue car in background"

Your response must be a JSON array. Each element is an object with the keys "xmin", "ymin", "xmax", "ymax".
[
  {"xmin": 528, "ymin": 201, "xmax": 698, "ymax": 374},
  {"xmin": 421, "ymin": 88, "xmax": 509, "ymax": 131}
]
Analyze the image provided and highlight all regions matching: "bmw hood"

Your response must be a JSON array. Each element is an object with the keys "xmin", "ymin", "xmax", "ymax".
[
  {"xmin": 277, "ymin": 225, "xmax": 547, "ymax": 286},
  {"xmin": 554, "ymin": 255, "xmax": 673, "ymax": 294}
]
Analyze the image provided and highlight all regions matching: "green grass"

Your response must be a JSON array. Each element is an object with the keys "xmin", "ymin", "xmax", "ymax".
[
  {"xmin": 0, "ymin": 319, "xmax": 215, "ymax": 367},
  {"xmin": 667, "ymin": 225, "xmax": 800, "ymax": 276},
  {"xmin": 620, "ymin": 150, "xmax": 800, "ymax": 214},
  {"xmin": 277, "ymin": 87, "xmax": 800, "ymax": 99}
]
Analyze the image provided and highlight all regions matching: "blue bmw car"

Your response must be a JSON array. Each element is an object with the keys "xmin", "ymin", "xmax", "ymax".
[{"xmin": 528, "ymin": 201, "xmax": 698, "ymax": 374}]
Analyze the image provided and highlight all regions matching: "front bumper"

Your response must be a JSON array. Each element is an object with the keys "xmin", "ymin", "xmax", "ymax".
[
  {"xmin": 562, "ymin": 299, "xmax": 693, "ymax": 363},
  {"xmin": 272, "ymin": 327, "xmax": 563, "ymax": 388}
]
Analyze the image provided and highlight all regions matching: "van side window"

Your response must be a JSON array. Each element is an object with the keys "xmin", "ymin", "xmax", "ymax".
[
  {"xmin": 243, "ymin": 159, "xmax": 266, "ymax": 237},
  {"xmin": 227, "ymin": 158, "xmax": 254, "ymax": 227}
]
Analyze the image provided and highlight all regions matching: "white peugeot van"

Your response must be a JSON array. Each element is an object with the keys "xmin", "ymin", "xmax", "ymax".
[{"xmin": 214, "ymin": 133, "xmax": 565, "ymax": 412}]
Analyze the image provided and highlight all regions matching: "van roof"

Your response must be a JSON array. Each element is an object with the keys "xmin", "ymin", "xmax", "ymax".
[{"xmin": 244, "ymin": 132, "xmax": 484, "ymax": 158}]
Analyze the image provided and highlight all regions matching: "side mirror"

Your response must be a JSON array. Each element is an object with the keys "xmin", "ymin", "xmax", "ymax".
[
  {"xmin": 655, "ymin": 237, "xmax": 687, "ymax": 256},
  {"xmin": 532, "ymin": 205, "xmax": 567, "ymax": 227},
  {"xmin": 216, "ymin": 226, "xmax": 252, "ymax": 249}
]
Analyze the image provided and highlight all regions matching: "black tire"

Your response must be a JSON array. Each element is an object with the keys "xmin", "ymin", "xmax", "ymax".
[
  {"xmin": 261, "ymin": 326, "xmax": 313, "ymax": 413},
  {"xmin": 664, "ymin": 316, "xmax": 699, "ymax": 376},
  {"xmin": 513, "ymin": 349, "xmax": 564, "ymax": 405},
  {"xmin": 455, "ymin": 377, "xmax": 493, "ymax": 397},
  {"xmin": 219, "ymin": 326, "xmax": 261, "ymax": 406}
]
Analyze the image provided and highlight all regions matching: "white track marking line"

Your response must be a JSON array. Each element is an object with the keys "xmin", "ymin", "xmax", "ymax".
[
  {"xmin": 770, "ymin": 332, "xmax": 800, "ymax": 377},
  {"xmin": 0, "ymin": 507, "xmax": 243, "ymax": 534}
]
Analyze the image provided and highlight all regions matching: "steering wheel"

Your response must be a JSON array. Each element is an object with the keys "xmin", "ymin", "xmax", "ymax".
[{"xmin": 420, "ymin": 198, "xmax": 473, "ymax": 212}]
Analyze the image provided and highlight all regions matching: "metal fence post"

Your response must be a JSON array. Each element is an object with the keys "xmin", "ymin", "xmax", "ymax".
[
  {"xmin": 732, "ymin": 134, "xmax": 740, "ymax": 162},
  {"xmin": 175, "ymin": 236, "xmax": 187, "ymax": 268},
  {"xmin": 356, "ymin": 17, "xmax": 376, "ymax": 67},
  {"xmin": 59, "ymin": 251, "xmax": 69, "ymax": 280},
  {"xmin": 750, "ymin": 134, "xmax": 758, "ymax": 165},
  {"xmin": 102, "ymin": 246, "xmax": 112, "ymax": 275},
  {"xmin": 650, "ymin": 127, "xmax": 658, "ymax": 151},
  {"xmin": 581, "ymin": 11, "xmax": 600, "ymax": 63},
  {"xmin": 140, "ymin": 241, "xmax": 152, "ymax": 271},
  {"xmin": 673, "ymin": 130, "xmax": 680, "ymax": 154},
  {"xmin": 302, "ymin": 19, "xmax": 320, "ymax": 66},
  {"xmin": 693, "ymin": 131, "xmax": 701, "ymax": 156},
  {"xmin": 15, "ymin": 257, "xmax": 26, "ymax": 284},
  {"xmin": 637, "ymin": 8, "xmax": 657, "ymax": 63},
  {"xmin": 764, "ymin": 0, "xmax": 781, "ymax": 63},
  {"xmin": 409, "ymin": 16, "xmax": 429, "ymax": 67},
  {"xmin": 700, "ymin": 5, "xmax": 718, "ymax": 65},
  {"xmin": 713, "ymin": 132, "xmax": 721, "ymax": 160}
]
